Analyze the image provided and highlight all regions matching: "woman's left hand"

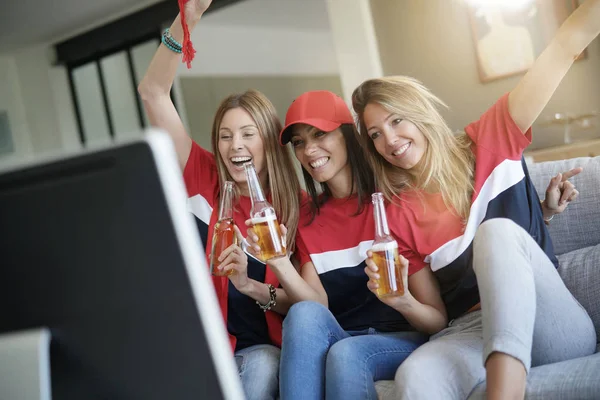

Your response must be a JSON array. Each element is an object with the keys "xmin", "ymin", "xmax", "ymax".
[
  {"xmin": 542, "ymin": 167, "xmax": 582, "ymax": 218},
  {"xmin": 218, "ymin": 225, "xmax": 249, "ymax": 291}
]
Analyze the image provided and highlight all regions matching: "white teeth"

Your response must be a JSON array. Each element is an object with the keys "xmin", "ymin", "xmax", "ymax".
[
  {"xmin": 310, "ymin": 157, "xmax": 329, "ymax": 169},
  {"xmin": 231, "ymin": 156, "xmax": 252, "ymax": 163},
  {"xmin": 393, "ymin": 143, "xmax": 410, "ymax": 156}
]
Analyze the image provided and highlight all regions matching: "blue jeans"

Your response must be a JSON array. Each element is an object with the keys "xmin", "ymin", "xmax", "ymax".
[
  {"xmin": 235, "ymin": 344, "xmax": 280, "ymax": 400},
  {"xmin": 280, "ymin": 301, "xmax": 427, "ymax": 400}
]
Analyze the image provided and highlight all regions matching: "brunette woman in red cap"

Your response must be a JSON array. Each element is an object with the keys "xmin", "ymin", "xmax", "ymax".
[{"xmin": 245, "ymin": 90, "xmax": 445, "ymax": 400}]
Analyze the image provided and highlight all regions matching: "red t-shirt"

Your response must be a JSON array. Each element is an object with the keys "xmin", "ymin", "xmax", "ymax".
[
  {"xmin": 295, "ymin": 195, "xmax": 425, "ymax": 332},
  {"xmin": 386, "ymin": 93, "xmax": 556, "ymax": 319}
]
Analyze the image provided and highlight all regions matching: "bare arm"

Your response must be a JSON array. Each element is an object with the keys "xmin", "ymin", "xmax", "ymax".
[
  {"xmin": 238, "ymin": 280, "xmax": 294, "ymax": 315},
  {"xmin": 237, "ymin": 258, "xmax": 327, "ymax": 314},
  {"xmin": 138, "ymin": 14, "xmax": 194, "ymax": 170},
  {"xmin": 366, "ymin": 255, "xmax": 447, "ymax": 335},
  {"xmin": 245, "ymin": 223, "xmax": 328, "ymax": 307},
  {"xmin": 391, "ymin": 267, "xmax": 448, "ymax": 335},
  {"xmin": 268, "ymin": 257, "xmax": 329, "ymax": 308},
  {"xmin": 138, "ymin": 1, "xmax": 213, "ymax": 169},
  {"xmin": 218, "ymin": 226, "xmax": 298, "ymax": 314},
  {"xmin": 508, "ymin": 0, "xmax": 600, "ymax": 133}
]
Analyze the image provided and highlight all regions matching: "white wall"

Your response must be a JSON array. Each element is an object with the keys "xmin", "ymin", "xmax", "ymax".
[
  {"xmin": 13, "ymin": 46, "xmax": 64, "ymax": 155},
  {"xmin": 177, "ymin": 24, "xmax": 339, "ymax": 77},
  {"xmin": 0, "ymin": 55, "xmax": 33, "ymax": 165},
  {"xmin": 0, "ymin": 46, "xmax": 79, "ymax": 168},
  {"xmin": 171, "ymin": 1, "xmax": 339, "ymax": 141},
  {"xmin": 325, "ymin": 0, "xmax": 382, "ymax": 103}
]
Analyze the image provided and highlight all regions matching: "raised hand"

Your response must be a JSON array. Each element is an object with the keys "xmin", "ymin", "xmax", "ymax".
[
  {"xmin": 186, "ymin": 0, "xmax": 213, "ymax": 20},
  {"xmin": 543, "ymin": 167, "xmax": 582, "ymax": 218}
]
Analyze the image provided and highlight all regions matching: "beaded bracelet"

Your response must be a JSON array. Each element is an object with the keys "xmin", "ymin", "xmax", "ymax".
[
  {"xmin": 256, "ymin": 284, "xmax": 277, "ymax": 312},
  {"xmin": 162, "ymin": 28, "xmax": 182, "ymax": 54}
]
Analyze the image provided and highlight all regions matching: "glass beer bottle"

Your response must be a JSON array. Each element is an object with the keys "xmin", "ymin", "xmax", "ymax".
[
  {"xmin": 210, "ymin": 181, "xmax": 238, "ymax": 276},
  {"xmin": 370, "ymin": 192, "xmax": 404, "ymax": 297},
  {"xmin": 243, "ymin": 162, "xmax": 287, "ymax": 261}
]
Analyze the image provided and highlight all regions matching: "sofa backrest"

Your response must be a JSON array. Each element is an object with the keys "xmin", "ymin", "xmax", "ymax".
[{"xmin": 528, "ymin": 156, "xmax": 600, "ymax": 256}]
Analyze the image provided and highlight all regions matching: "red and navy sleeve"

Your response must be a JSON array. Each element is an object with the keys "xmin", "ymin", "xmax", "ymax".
[
  {"xmin": 464, "ymin": 92, "xmax": 532, "ymax": 161},
  {"xmin": 294, "ymin": 229, "xmax": 313, "ymax": 270},
  {"xmin": 182, "ymin": 140, "xmax": 220, "ymax": 207}
]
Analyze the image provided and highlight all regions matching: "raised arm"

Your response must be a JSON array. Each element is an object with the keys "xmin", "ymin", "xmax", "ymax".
[
  {"xmin": 138, "ymin": 0, "xmax": 213, "ymax": 170},
  {"xmin": 508, "ymin": 0, "xmax": 600, "ymax": 133}
]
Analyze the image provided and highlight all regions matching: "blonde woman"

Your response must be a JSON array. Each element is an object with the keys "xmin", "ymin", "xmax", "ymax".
[
  {"xmin": 138, "ymin": 1, "xmax": 301, "ymax": 399},
  {"xmin": 351, "ymin": 2, "xmax": 599, "ymax": 399}
]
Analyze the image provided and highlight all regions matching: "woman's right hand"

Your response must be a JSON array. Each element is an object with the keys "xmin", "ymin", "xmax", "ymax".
[
  {"xmin": 365, "ymin": 250, "xmax": 410, "ymax": 308},
  {"xmin": 245, "ymin": 219, "xmax": 288, "ymax": 266}
]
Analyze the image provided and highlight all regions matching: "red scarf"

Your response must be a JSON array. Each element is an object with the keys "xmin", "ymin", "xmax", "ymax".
[{"xmin": 178, "ymin": 0, "xmax": 196, "ymax": 68}]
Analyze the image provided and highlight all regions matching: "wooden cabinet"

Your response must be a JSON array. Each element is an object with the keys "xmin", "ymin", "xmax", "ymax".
[{"xmin": 525, "ymin": 138, "xmax": 600, "ymax": 162}]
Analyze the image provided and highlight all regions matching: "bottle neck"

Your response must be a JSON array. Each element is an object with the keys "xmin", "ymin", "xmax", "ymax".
[
  {"xmin": 244, "ymin": 163, "xmax": 266, "ymax": 204},
  {"xmin": 218, "ymin": 182, "xmax": 234, "ymax": 221},
  {"xmin": 373, "ymin": 195, "xmax": 390, "ymax": 239}
]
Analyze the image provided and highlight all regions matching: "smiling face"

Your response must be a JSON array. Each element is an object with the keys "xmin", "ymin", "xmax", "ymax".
[
  {"xmin": 362, "ymin": 102, "xmax": 428, "ymax": 171},
  {"xmin": 289, "ymin": 123, "xmax": 352, "ymax": 197},
  {"xmin": 217, "ymin": 107, "xmax": 266, "ymax": 191}
]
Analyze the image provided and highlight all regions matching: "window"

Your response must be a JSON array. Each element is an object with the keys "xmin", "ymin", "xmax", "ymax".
[{"xmin": 66, "ymin": 36, "xmax": 164, "ymax": 145}]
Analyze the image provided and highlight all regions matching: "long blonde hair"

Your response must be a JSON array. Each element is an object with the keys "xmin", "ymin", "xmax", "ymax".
[
  {"xmin": 211, "ymin": 89, "xmax": 301, "ymax": 250},
  {"xmin": 352, "ymin": 76, "xmax": 475, "ymax": 220}
]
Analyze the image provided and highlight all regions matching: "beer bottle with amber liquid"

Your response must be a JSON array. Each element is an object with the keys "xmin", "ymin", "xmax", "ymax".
[
  {"xmin": 370, "ymin": 192, "xmax": 404, "ymax": 297},
  {"xmin": 243, "ymin": 162, "xmax": 286, "ymax": 261},
  {"xmin": 210, "ymin": 181, "xmax": 238, "ymax": 276}
]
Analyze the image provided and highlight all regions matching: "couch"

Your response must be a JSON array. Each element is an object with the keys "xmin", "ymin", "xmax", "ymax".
[{"xmin": 375, "ymin": 156, "xmax": 600, "ymax": 399}]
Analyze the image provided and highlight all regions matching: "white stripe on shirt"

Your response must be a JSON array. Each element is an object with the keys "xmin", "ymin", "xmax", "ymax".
[{"xmin": 426, "ymin": 158, "xmax": 524, "ymax": 271}]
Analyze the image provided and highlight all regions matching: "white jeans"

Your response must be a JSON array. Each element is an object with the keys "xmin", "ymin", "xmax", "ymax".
[
  {"xmin": 235, "ymin": 344, "xmax": 280, "ymax": 400},
  {"xmin": 394, "ymin": 218, "xmax": 597, "ymax": 399}
]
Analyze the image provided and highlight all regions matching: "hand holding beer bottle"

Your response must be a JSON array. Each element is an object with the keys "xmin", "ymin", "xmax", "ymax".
[
  {"xmin": 243, "ymin": 162, "xmax": 287, "ymax": 262},
  {"xmin": 365, "ymin": 193, "xmax": 407, "ymax": 300},
  {"xmin": 217, "ymin": 225, "xmax": 251, "ymax": 291},
  {"xmin": 245, "ymin": 221, "xmax": 288, "ymax": 267},
  {"xmin": 210, "ymin": 181, "xmax": 238, "ymax": 276}
]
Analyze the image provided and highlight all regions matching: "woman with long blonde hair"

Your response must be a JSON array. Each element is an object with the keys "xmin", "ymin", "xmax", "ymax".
[
  {"xmin": 352, "ymin": 2, "xmax": 599, "ymax": 399},
  {"xmin": 137, "ymin": 1, "xmax": 301, "ymax": 399}
]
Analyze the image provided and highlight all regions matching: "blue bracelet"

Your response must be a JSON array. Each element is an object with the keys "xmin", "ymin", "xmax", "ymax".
[{"xmin": 162, "ymin": 28, "xmax": 182, "ymax": 54}]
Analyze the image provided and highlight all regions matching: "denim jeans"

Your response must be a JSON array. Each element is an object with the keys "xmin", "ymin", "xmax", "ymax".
[
  {"xmin": 235, "ymin": 343, "xmax": 280, "ymax": 400},
  {"xmin": 394, "ymin": 219, "xmax": 597, "ymax": 399},
  {"xmin": 280, "ymin": 301, "xmax": 427, "ymax": 400}
]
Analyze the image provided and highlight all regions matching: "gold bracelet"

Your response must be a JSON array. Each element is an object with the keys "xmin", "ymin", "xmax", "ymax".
[{"xmin": 256, "ymin": 284, "xmax": 277, "ymax": 312}]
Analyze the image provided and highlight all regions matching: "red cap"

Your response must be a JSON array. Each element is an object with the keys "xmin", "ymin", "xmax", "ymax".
[{"xmin": 279, "ymin": 91, "xmax": 354, "ymax": 145}]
